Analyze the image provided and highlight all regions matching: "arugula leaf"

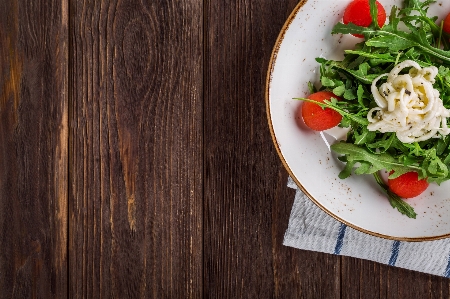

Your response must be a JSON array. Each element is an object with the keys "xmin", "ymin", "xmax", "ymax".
[
  {"xmin": 400, "ymin": 154, "xmax": 419, "ymax": 166},
  {"xmin": 356, "ymin": 85, "xmax": 366, "ymax": 108},
  {"xmin": 436, "ymin": 137, "xmax": 449, "ymax": 156},
  {"xmin": 331, "ymin": 22, "xmax": 377, "ymax": 37},
  {"xmin": 366, "ymin": 33, "xmax": 417, "ymax": 52},
  {"xmin": 344, "ymin": 50, "xmax": 394, "ymax": 61},
  {"xmin": 358, "ymin": 62, "xmax": 370, "ymax": 75},
  {"xmin": 343, "ymin": 88, "xmax": 357, "ymax": 100},
  {"xmin": 345, "ymin": 70, "xmax": 379, "ymax": 84},
  {"xmin": 321, "ymin": 77, "xmax": 335, "ymax": 87},
  {"xmin": 423, "ymin": 148, "xmax": 449, "ymax": 178},
  {"xmin": 333, "ymin": 19, "xmax": 450, "ymax": 63},
  {"xmin": 339, "ymin": 160, "xmax": 356, "ymax": 179},
  {"xmin": 388, "ymin": 6, "xmax": 400, "ymax": 31},
  {"xmin": 333, "ymin": 85, "xmax": 346, "ymax": 96},
  {"xmin": 367, "ymin": 133, "xmax": 396, "ymax": 153},
  {"xmin": 369, "ymin": 0, "xmax": 380, "ymax": 29},
  {"xmin": 354, "ymin": 127, "xmax": 376, "ymax": 145},
  {"xmin": 307, "ymin": 82, "xmax": 317, "ymax": 94},
  {"xmin": 347, "ymin": 53, "xmax": 369, "ymax": 70},
  {"xmin": 330, "ymin": 142, "xmax": 421, "ymax": 178}
]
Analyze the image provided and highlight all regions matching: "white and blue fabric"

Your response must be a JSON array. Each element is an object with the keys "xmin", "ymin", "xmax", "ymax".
[{"xmin": 283, "ymin": 177, "xmax": 450, "ymax": 277}]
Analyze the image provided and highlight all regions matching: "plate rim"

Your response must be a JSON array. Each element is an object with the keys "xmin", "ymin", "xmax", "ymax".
[{"xmin": 265, "ymin": 0, "xmax": 450, "ymax": 242}]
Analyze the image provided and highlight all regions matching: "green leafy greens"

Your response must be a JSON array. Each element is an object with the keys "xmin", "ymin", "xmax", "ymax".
[{"xmin": 295, "ymin": 0, "xmax": 450, "ymax": 218}]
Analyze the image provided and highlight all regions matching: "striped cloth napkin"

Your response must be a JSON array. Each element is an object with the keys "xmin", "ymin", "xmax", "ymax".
[{"xmin": 284, "ymin": 177, "xmax": 450, "ymax": 277}]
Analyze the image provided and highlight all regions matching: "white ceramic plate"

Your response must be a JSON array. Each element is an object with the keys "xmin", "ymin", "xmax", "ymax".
[{"xmin": 266, "ymin": 0, "xmax": 450, "ymax": 241}]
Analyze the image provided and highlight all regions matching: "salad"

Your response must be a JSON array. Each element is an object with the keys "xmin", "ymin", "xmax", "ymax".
[{"xmin": 296, "ymin": 0, "xmax": 450, "ymax": 218}]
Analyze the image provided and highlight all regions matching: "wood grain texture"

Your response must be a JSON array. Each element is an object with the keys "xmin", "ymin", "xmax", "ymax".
[
  {"xmin": 68, "ymin": 0, "xmax": 202, "ymax": 298},
  {"xmin": 271, "ymin": 171, "xmax": 341, "ymax": 299},
  {"xmin": 4, "ymin": 0, "xmax": 450, "ymax": 298},
  {"xmin": 0, "ymin": 0, "xmax": 68, "ymax": 298},
  {"xmin": 204, "ymin": 0, "xmax": 341, "ymax": 297}
]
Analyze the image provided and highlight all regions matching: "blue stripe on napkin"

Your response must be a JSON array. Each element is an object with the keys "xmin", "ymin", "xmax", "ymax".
[
  {"xmin": 334, "ymin": 223, "xmax": 347, "ymax": 255},
  {"xmin": 284, "ymin": 181, "xmax": 450, "ymax": 277},
  {"xmin": 444, "ymin": 252, "xmax": 450, "ymax": 278},
  {"xmin": 389, "ymin": 241, "xmax": 401, "ymax": 266}
]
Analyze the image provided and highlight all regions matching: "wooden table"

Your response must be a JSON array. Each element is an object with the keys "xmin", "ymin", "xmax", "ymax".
[{"xmin": 1, "ymin": 0, "xmax": 450, "ymax": 298}]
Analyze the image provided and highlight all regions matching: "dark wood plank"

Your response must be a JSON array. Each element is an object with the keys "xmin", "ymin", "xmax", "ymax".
[
  {"xmin": 0, "ymin": 0, "xmax": 68, "ymax": 298},
  {"xmin": 69, "ymin": 0, "xmax": 203, "ymax": 298},
  {"xmin": 204, "ymin": 0, "xmax": 341, "ymax": 297},
  {"xmin": 378, "ymin": 262, "xmax": 396, "ymax": 299},
  {"xmin": 272, "ymin": 173, "xmax": 341, "ymax": 299},
  {"xmin": 341, "ymin": 257, "xmax": 384, "ymax": 299},
  {"xmin": 428, "ymin": 274, "xmax": 450, "ymax": 299}
]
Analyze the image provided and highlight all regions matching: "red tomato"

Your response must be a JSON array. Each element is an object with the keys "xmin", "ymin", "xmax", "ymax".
[
  {"xmin": 343, "ymin": 0, "xmax": 387, "ymax": 38},
  {"xmin": 388, "ymin": 171, "xmax": 429, "ymax": 199},
  {"xmin": 443, "ymin": 12, "xmax": 450, "ymax": 35},
  {"xmin": 300, "ymin": 91, "xmax": 342, "ymax": 131}
]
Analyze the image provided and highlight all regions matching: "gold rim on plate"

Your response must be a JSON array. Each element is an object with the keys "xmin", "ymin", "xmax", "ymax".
[{"xmin": 265, "ymin": 0, "xmax": 450, "ymax": 242}]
